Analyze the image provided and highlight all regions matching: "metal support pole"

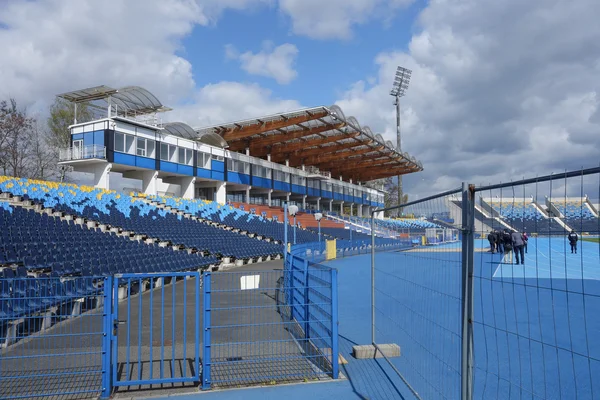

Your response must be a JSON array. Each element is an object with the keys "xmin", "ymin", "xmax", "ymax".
[
  {"xmin": 396, "ymin": 96, "xmax": 403, "ymax": 215},
  {"xmin": 331, "ymin": 268, "xmax": 339, "ymax": 379},
  {"xmin": 370, "ymin": 212, "xmax": 376, "ymax": 344},
  {"xmin": 284, "ymin": 202, "xmax": 288, "ymax": 266},
  {"xmin": 202, "ymin": 272, "xmax": 212, "ymax": 390},
  {"xmin": 461, "ymin": 183, "xmax": 475, "ymax": 400},
  {"xmin": 100, "ymin": 277, "xmax": 113, "ymax": 399},
  {"xmin": 293, "ymin": 216, "xmax": 297, "ymax": 245},
  {"xmin": 318, "ymin": 220, "xmax": 321, "ymax": 243}
]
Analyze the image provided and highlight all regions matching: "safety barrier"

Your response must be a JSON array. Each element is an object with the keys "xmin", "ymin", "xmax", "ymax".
[
  {"xmin": 202, "ymin": 266, "xmax": 338, "ymax": 389},
  {"xmin": 1, "ymin": 276, "xmax": 107, "ymax": 400},
  {"xmin": 370, "ymin": 166, "xmax": 600, "ymax": 400},
  {"xmin": 110, "ymin": 272, "xmax": 201, "ymax": 389},
  {"xmin": 1, "ymin": 248, "xmax": 341, "ymax": 397}
]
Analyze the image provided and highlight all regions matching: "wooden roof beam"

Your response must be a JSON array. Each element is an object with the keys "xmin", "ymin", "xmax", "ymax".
[
  {"xmin": 300, "ymin": 145, "xmax": 384, "ymax": 166},
  {"xmin": 353, "ymin": 166, "xmax": 418, "ymax": 182},
  {"xmin": 275, "ymin": 140, "xmax": 370, "ymax": 164},
  {"xmin": 330, "ymin": 160, "xmax": 402, "ymax": 175},
  {"xmin": 222, "ymin": 111, "xmax": 329, "ymax": 141},
  {"xmin": 228, "ymin": 121, "xmax": 346, "ymax": 154},
  {"xmin": 315, "ymin": 156, "xmax": 390, "ymax": 171}
]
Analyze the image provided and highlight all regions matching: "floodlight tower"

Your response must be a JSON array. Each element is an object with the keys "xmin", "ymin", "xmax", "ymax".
[{"xmin": 390, "ymin": 66, "xmax": 412, "ymax": 213}]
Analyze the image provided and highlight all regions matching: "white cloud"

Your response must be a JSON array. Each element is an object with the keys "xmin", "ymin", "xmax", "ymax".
[
  {"xmin": 225, "ymin": 41, "xmax": 299, "ymax": 84},
  {"xmin": 278, "ymin": 0, "xmax": 414, "ymax": 40},
  {"xmin": 0, "ymin": 0, "xmax": 270, "ymax": 107},
  {"xmin": 335, "ymin": 0, "xmax": 600, "ymax": 198},
  {"xmin": 169, "ymin": 81, "xmax": 302, "ymax": 127}
]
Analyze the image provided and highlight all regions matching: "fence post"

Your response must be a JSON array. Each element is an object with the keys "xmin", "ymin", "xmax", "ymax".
[
  {"xmin": 371, "ymin": 212, "xmax": 376, "ymax": 344},
  {"xmin": 202, "ymin": 272, "xmax": 211, "ymax": 390},
  {"xmin": 303, "ymin": 258, "xmax": 310, "ymax": 339},
  {"xmin": 290, "ymin": 256, "xmax": 295, "ymax": 321},
  {"xmin": 284, "ymin": 202, "xmax": 288, "ymax": 267},
  {"xmin": 101, "ymin": 276, "xmax": 113, "ymax": 399},
  {"xmin": 195, "ymin": 272, "xmax": 201, "ymax": 382},
  {"xmin": 331, "ymin": 268, "xmax": 339, "ymax": 379},
  {"xmin": 461, "ymin": 183, "xmax": 475, "ymax": 400}
]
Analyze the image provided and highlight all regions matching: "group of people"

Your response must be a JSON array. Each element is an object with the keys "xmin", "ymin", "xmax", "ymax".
[
  {"xmin": 487, "ymin": 229, "xmax": 580, "ymax": 263},
  {"xmin": 487, "ymin": 229, "xmax": 528, "ymax": 265}
]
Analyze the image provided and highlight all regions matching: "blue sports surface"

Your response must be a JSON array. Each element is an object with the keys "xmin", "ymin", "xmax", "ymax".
[{"xmin": 152, "ymin": 239, "xmax": 600, "ymax": 400}]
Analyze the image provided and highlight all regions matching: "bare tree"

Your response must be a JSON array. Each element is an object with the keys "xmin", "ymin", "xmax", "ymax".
[
  {"xmin": 29, "ymin": 123, "xmax": 57, "ymax": 180},
  {"xmin": 47, "ymin": 98, "xmax": 91, "ymax": 182},
  {"xmin": 0, "ymin": 99, "xmax": 35, "ymax": 177}
]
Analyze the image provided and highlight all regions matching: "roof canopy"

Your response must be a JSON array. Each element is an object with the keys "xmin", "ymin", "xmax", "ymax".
[
  {"xmin": 57, "ymin": 85, "xmax": 171, "ymax": 116},
  {"xmin": 195, "ymin": 105, "xmax": 423, "ymax": 182},
  {"xmin": 57, "ymin": 85, "xmax": 422, "ymax": 181},
  {"xmin": 163, "ymin": 122, "xmax": 228, "ymax": 148}
]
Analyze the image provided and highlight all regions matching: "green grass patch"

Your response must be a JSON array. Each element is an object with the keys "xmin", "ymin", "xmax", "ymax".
[{"xmin": 582, "ymin": 237, "xmax": 599, "ymax": 243}]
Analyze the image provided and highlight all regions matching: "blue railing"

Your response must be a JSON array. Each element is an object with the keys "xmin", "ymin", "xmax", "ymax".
[
  {"xmin": 1, "ymin": 276, "xmax": 108, "ymax": 400},
  {"xmin": 1, "ymin": 255, "xmax": 340, "ymax": 397},
  {"xmin": 111, "ymin": 272, "xmax": 201, "ymax": 389},
  {"xmin": 202, "ymin": 264, "xmax": 338, "ymax": 389}
]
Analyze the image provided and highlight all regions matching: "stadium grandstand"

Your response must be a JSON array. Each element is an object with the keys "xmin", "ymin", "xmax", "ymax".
[
  {"xmin": 0, "ymin": 85, "xmax": 431, "ymax": 400},
  {"xmin": 55, "ymin": 85, "xmax": 422, "ymax": 219},
  {"xmin": 445, "ymin": 195, "xmax": 600, "ymax": 234}
]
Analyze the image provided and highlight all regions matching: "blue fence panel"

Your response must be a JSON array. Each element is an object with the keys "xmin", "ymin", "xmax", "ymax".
[
  {"xmin": 204, "ymin": 267, "xmax": 337, "ymax": 389},
  {"xmin": 111, "ymin": 272, "xmax": 201, "ymax": 388},
  {"xmin": 0, "ymin": 276, "xmax": 107, "ymax": 400}
]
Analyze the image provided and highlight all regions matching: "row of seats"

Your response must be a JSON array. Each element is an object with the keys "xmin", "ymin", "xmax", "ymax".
[
  {"xmin": 309, "ymin": 227, "xmax": 403, "ymax": 246},
  {"xmin": 0, "ymin": 177, "xmax": 283, "ymax": 260},
  {"xmin": 0, "ymin": 205, "xmax": 215, "ymax": 276},
  {"xmin": 0, "ymin": 275, "xmax": 100, "ymax": 319},
  {"xmin": 149, "ymin": 195, "xmax": 323, "ymax": 244},
  {"xmin": 486, "ymin": 199, "xmax": 598, "ymax": 233}
]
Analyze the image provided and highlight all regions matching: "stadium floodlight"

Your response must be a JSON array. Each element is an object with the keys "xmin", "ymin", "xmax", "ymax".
[
  {"xmin": 390, "ymin": 66, "xmax": 412, "ymax": 214},
  {"xmin": 314, "ymin": 213, "xmax": 323, "ymax": 242}
]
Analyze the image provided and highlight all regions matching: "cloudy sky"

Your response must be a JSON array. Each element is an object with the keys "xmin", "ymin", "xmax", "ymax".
[{"xmin": 1, "ymin": 0, "xmax": 599, "ymax": 198}]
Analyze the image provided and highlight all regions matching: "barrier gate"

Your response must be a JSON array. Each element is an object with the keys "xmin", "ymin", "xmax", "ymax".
[{"xmin": 110, "ymin": 272, "xmax": 201, "ymax": 391}]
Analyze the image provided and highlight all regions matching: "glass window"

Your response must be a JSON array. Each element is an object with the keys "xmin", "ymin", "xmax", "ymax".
[
  {"xmin": 185, "ymin": 148, "xmax": 192, "ymax": 165},
  {"xmin": 179, "ymin": 148, "xmax": 185, "ymax": 165},
  {"xmin": 169, "ymin": 145, "xmax": 177, "ymax": 163},
  {"xmin": 160, "ymin": 143, "xmax": 169, "ymax": 161},
  {"xmin": 115, "ymin": 132, "xmax": 125, "ymax": 153},
  {"xmin": 198, "ymin": 152, "xmax": 211, "ymax": 169},
  {"xmin": 125, "ymin": 135, "xmax": 135, "ymax": 154},
  {"xmin": 212, "ymin": 153, "xmax": 224, "ymax": 161},
  {"xmin": 137, "ymin": 138, "xmax": 146, "ymax": 157},
  {"xmin": 147, "ymin": 140, "xmax": 155, "ymax": 158}
]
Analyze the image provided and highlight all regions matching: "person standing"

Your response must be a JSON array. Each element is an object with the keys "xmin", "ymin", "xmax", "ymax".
[
  {"xmin": 502, "ymin": 229, "xmax": 513, "ymax": 263},
  {"xmin": 522, "ymin": 231, "xmax": 528, "ymax": 253},
  {"xmin": 495, "ymin": 230, "xmax": 504, "ymax": 253},
  {"xmin": 511, "ymin": 230, "xmax": 525, "ymax": 265},
  {"xmin": 568, "ymin": 230, "xmax": 578, "ymax": 254},
  {"xmin": 487, "ymin": 231, "xmax": 497, "ymax": 253}
]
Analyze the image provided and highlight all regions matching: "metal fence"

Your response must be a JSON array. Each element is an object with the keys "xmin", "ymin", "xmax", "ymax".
[
  {"xmin": 2, "ymin": 262, "xmax": 339, "ymax": 398},
  {"xmin": 0, "ymin": 276, "xmax": 107, "ymax": 400},
  {"xmin": 203, "ymin": 264, "xmax": 338, "ymax": 389},
  {"xmin": 111, "ymin": 272, "xmax": 201, "ymax": 389},
  {"xmin": 370, "ymin": 166, "xmax": 600, "ymax": 400}
]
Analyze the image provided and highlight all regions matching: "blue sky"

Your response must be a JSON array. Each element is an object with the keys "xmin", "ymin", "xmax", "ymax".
[
  {"xmin": 0, "ymin": 0, "xmax": 599, "ymax": 197},
  {"xmin": 180, "ymin": 2, "xmax": 422, "ymax": 107}
]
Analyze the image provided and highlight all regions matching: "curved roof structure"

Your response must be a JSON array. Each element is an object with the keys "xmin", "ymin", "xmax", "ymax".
[
  {"xmin": 195, "ymin": 105, "xmax": 423, "ymax": 182},
  {"xmin": 57, "ymin": 85, "xmax": 171, "ymax": 115},
  {"xmin": 163, "ymin": 122, "xmax": 228, "ymax": 148},
  {"xmin": 163, "ymin": 122, "xmax": 197, "ymax": 139}
]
